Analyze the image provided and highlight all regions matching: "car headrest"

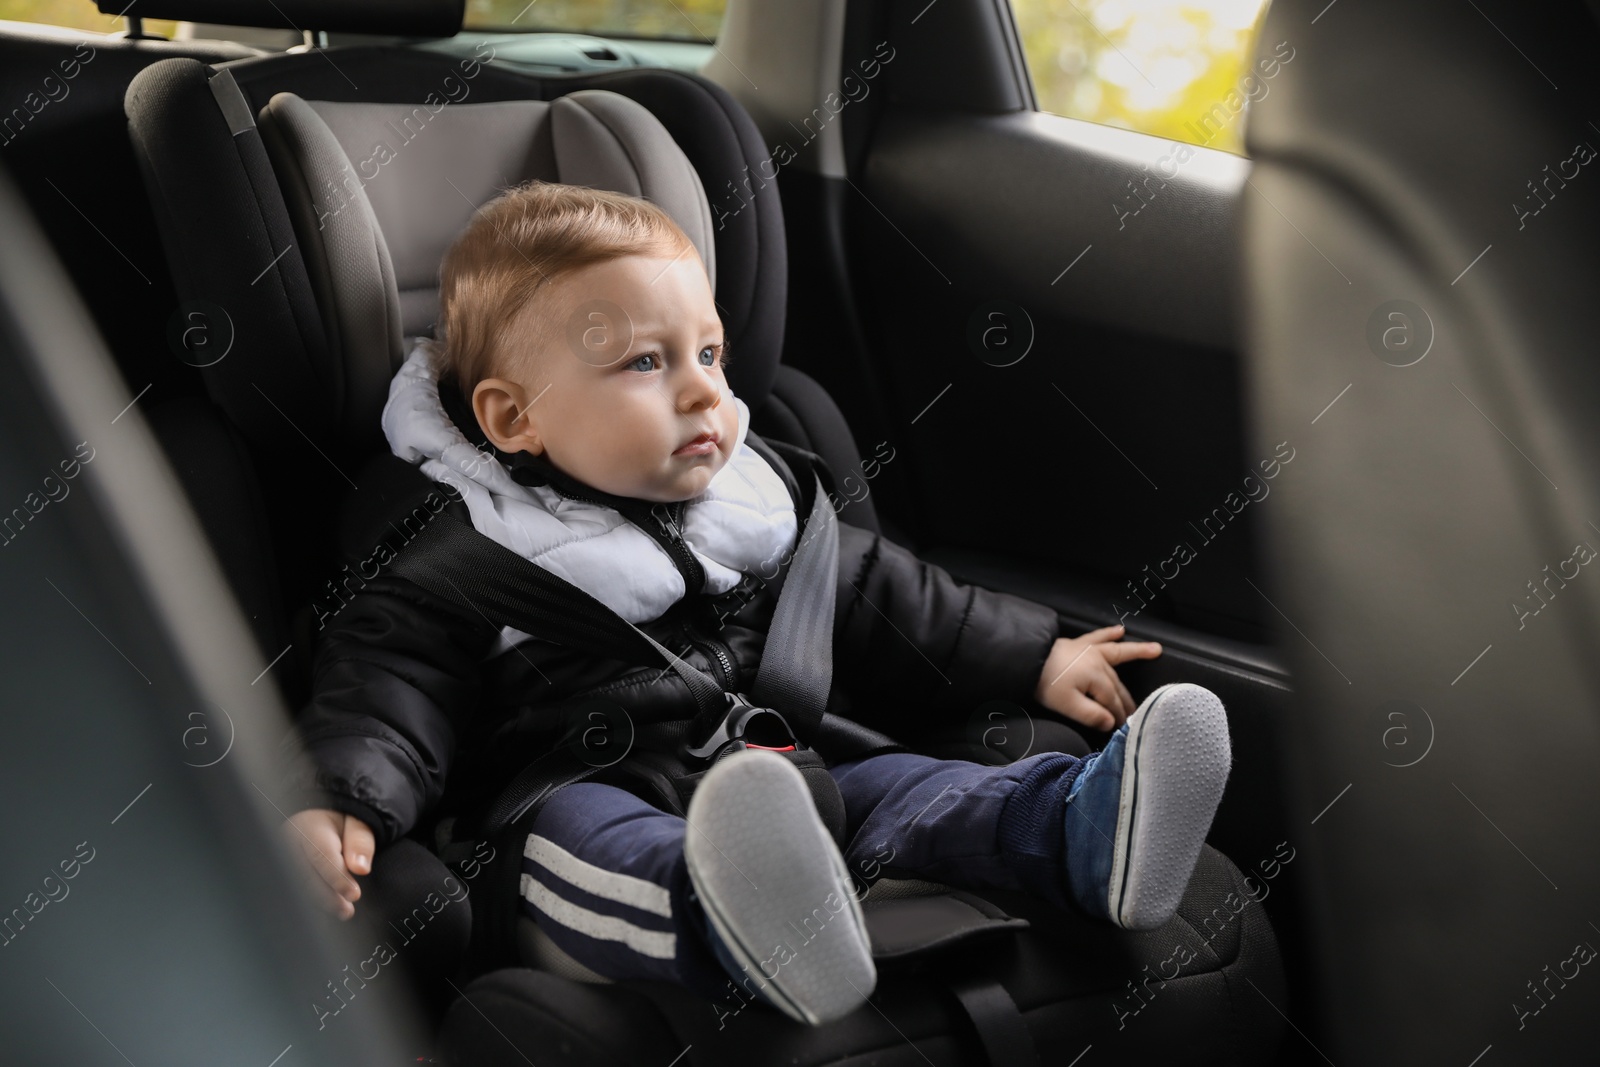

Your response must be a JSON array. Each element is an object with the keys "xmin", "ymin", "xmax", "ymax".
[
  {"xmin": 253, "ymin": 85, "xmax": 716, "ymax": 437},
  {"xmin": 101, "ymin": 0, "xmax": 464, "ymax": 36}
]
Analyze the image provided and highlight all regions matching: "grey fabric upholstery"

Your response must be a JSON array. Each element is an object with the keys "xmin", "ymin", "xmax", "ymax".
[
  {"xmin": 547, "ymin": 90, "xmax": 715, "ymax": 290},
  {"xmin": 256, "ymin": 88, "xmax": 718, "ymax": 444},
  {"xmin": 257, "ymin": 91, "xmax": 404, "ymax": 439}
]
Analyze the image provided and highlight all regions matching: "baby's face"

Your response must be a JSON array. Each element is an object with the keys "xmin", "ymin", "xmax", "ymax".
[{"xmin": 473, "ymin": 250, "xmax": 738, "ymax": 503}]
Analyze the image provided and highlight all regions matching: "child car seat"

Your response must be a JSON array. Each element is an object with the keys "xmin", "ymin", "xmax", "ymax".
[{"xmin": 122, "ymin": 9, "xmax": 1287, "ymax": 1062}]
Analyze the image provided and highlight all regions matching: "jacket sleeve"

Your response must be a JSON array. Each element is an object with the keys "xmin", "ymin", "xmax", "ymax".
[
  {"xmin": 277, "ymin": 570, "xmax": 501, "ymax": 848},
  {"xmin": 831, "ymin": 519, "xmax": 1061, "ymax": 732}
]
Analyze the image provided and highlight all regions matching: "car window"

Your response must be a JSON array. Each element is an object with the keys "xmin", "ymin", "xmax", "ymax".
[
  {"xmin": 1009, "ymin": 0, "xmax": 1276, "ymax": 155},
  {"xmin": 464, "ymin": 0, "xmax": 726, "ymax": 41}
]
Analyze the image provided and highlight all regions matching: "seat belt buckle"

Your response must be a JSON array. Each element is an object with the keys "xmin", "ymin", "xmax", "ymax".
[{"xmin": 683, "ymin": 692, "xmax": 807, "ymax": 763}]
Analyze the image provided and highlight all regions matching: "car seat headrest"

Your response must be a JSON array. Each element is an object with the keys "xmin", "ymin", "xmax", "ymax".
[
  {"xmin": 255, "ymin": 88, "xmax": 716, "ymax": 437},
  {"xmin": 103, "ymin": 0, "xmax": 464, "ymax": 36}
]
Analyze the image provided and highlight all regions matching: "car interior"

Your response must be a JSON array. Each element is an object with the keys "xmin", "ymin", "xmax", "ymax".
[{"xmin": 3, "ymin": 0, "xmax": 1594, "ymax": 1063}]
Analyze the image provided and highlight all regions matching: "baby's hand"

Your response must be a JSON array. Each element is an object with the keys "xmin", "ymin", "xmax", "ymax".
[
  {"xmin": 1034, "ymin": 624, "xmax": 1163, "ymax": 731},
  {"xmin": 284, "ymin": 808, "xmax": 374, "ymax": 921}
]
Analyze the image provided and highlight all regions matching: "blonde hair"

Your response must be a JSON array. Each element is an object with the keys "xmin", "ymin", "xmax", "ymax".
[{"xmin": 433, "ymin": 180, "xmax": 697, "ymax": 400}]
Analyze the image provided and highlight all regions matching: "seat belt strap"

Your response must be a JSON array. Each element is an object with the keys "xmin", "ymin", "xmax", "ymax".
[
  {"xmin": 748, "ymin": 460, "xmax": 837, "ymax": 735},
  {"xmin": 946, "ymin": 975, "xmax": 1042, "ymax": 1067},
  {"xmin": 206, "ymin": 68, "xmax": 257, "ymax": 136}
]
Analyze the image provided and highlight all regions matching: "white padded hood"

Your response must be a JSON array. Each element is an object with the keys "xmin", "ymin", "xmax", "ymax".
[{"xmin": 381, "ymin": 338, "xmax": 798, "ymax": 628}]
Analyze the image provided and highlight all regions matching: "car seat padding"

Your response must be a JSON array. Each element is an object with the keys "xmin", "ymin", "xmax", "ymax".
[{"xmin": 255, "ymin": 85, "xmax": 717, "ymax": 449}]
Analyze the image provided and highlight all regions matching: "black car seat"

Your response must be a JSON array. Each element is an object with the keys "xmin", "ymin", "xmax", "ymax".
[
  {"xmin": 0, "ymin": 20, "xmax": 302, "ymax": 663},
  {"xmin": 1241, "ymin": 0, "xmax": 1600, "ymax": 1063},
  {"xmin": 0, "ymin": 19, "xmax": 266, "ymax": 387},
  {"xmin": 122, "ymin": 5, "xmax": 1287, "ymax": 1063}
]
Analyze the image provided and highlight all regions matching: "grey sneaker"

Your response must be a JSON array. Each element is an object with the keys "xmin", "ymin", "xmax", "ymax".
[
  {"xmin": 1063, "ymin": 682, "xmax": 1232, "ymax": 930},
  {"xmin": 684, "ymin": 748, "xmax": 876, "ymax": 1024}
]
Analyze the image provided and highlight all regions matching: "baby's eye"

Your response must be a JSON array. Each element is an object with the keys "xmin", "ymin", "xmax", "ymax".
[
  {"xmin": 627, "ymin": 352, "xmax": 659, "ymax": 373},
  {"xmin": 699, "ymin": 344, "xmax": 723, "ymax": 367}
]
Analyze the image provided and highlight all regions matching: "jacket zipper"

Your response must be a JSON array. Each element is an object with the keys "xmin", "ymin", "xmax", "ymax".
[
  {"xmin": 678, "ymin": 617, "xmax": 736, "ymax": 692},
  {"xmin": 552, "ymin": 482, "xmax": 707, "ymax": 595},
  {"xmin": 706, "ymin": 635, "xmax": 736, "ymax": 689},
  {"xmin": 647, "ymin": 501, "xmax": 707, "ymax": 594}
]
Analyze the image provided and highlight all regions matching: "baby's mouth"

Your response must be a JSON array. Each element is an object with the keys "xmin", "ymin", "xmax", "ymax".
[{"xmin": 673, "ymin": 430, "xmax": 720, "ymax": 457}]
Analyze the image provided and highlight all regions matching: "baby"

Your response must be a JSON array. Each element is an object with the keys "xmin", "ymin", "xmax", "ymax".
[{"xmin": 283, "ymin": 181, "xmax": 1233, "ymax": 1026}]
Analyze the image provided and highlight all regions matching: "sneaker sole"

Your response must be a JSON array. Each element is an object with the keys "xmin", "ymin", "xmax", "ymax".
[
  {"xmin": 683, "ymin": 749, "xmax": 876, "ymax": 1024},
  {"xmin": 1108, "ymin": 683, "xmax": 1232, "ymax": 930}
]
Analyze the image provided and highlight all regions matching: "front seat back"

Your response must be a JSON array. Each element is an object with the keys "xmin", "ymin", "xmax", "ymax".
[{"xmin": 1242, "ymin": 1, "xmax": 1600, "ymax": 1061}]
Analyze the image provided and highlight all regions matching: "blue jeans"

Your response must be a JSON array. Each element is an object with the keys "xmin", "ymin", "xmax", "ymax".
[{"xmin": 518, "ymin": 749, "xmax": 1089, "ymax": 1003}]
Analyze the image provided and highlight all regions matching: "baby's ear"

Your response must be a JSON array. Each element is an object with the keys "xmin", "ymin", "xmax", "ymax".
[{"xmin": 472, "ymin": 378, "xmax": 543, "ymax": 455}]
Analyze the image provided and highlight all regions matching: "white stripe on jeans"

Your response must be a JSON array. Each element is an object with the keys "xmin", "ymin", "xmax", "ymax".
[
  {"xmin": 524, "ymin": 832, "xmax": 673, "ymax": 918},
  {"xmin": 520, "ymin": 873, "xmax": 677, "ymax": 960}
]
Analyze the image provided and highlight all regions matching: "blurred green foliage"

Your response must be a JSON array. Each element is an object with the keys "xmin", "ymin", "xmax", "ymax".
[
  {"xmin": 1011, "ymin": 0, "xmax": 1271, "ymax": 155},
  {"xmin": 0, "ymin": 0, "xmax": 175, "ymax": 36},
  {"xmin": 463, "ymin": 0, "xmax": 725, "ymax": 40}
]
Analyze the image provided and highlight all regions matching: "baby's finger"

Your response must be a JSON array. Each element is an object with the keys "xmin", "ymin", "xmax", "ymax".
[
  {"xmin": 1099, "ymin": 639, "xmax": 1163, "ymax": 665},
  {"xmin": 286, "ymin": 822, "xmax": 356, "ymax": 918},
  {"xmin": 316, "ymin": 857, "xmax": 358, "ymax": 919},
  {"xmin": 1081, "ymin": 624, "xmax": 1128, "ymax": 643},
  {"xmin": 316, "ymin": 876, "xmax": 355, "ymax": 921},
  {"xmin": 1085, "ymin": 671, "xmax": 1127, "ymax": 728},
  {"xmin": 288, "ymin": 818, "xmax": 360, "ymax": 904},
  {"xmin": 1066, "ymin": 691, "xmax": 1117, "ymax": 732},
  {"xmin": 343, "ymin": 816, "xmax": 375, "ymax": 877},
  {"xmin": 309, "ymin": 837, "xmax": 360, "ymax": 904},
  {"xmin": 1112, "ymin": 672, "xmax": 1136, "ymax": 722},
  {"xmin": 1107, "ymin": 667, "xmax": 1135, "ymax": 726},
  {"xmin": 296, "ymin": 858, "xmax": 347, "ymax": 916}
]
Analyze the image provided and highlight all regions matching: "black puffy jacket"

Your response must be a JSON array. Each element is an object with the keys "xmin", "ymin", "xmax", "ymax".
[{"xmin": 278, "ymin": 434, "xmax": 1063, "ymax": 849}]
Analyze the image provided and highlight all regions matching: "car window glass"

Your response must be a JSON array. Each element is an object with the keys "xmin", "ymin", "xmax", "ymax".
[
  {"xmin": 464, "ymin": 0, "xmax": 727, "ymax": 41},
  {"xmin": 1010, "ymin": 0, "xmax": 1276, "ymax": 155},
  {"xmin": 0, "ymin": 1, "xmax": 178, "ymax": 35}
]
